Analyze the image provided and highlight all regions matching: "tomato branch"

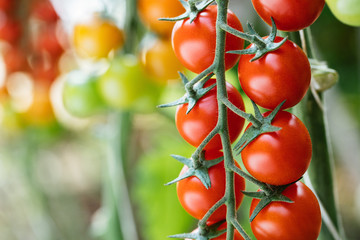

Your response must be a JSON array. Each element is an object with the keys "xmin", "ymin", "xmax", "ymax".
[
  {"xmin": 221, "ymin": 97, "xmax": 261, "ymax": 128},
  {"xmin": 198, "ymin": 197, "xmax": 227, "ymax": 227}
]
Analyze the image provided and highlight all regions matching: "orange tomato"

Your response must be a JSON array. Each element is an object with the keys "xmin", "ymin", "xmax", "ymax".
[
  {"xmin": 141, "ymin": 38, "xmax": 183, "ymax": 83},
  {"xmin": 73, "ymin": 15, "xmax": 124, "ymax": 59},
  {"xmin": 21, "ymin": 81, "xmax": 55, "ymax": 126},
  {"xmin": 138, "ymin": 0, "xmax": 184, "ymax": 37}
]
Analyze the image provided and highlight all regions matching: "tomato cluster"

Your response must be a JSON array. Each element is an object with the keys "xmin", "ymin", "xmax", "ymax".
[
  {"xmin": 161, "ymin": 1, "xmax": 324, "ymax": 239},
  {"xmin": 0, "ymin": 0, "xmax": 65, "ymax": 129}
]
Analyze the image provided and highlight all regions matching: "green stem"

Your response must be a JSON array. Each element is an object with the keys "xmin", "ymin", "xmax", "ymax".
[
  {"xmin": 215, "ymin": 1, "xmax": 237, "ymax": 240},
  {"xmin": 104, "ymin": 112, "xmax": 139, "ymax": 240},
  {"xmin": 292, "ymin": 28, "xmax": 344, "ymax": 240}
]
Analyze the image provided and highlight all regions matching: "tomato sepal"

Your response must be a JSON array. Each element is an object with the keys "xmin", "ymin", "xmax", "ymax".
[
  {"xmin": 233, "ymin": 100, "xmax": 284, "ymax": 154},
  {"xmin": 165, "ymin": 154, "xmax": 223, "ymax": 189},
  {"xmin": 246, "ymin": 181, "xmax": 296, "ymax": 222},
  {"xmin": 225, "ymin": 18, "xmax": 287, "ymax": 61},
  {"xmin": 159, "ymin": 0, "xmax": 215, "ymax": 23},
  {"xmin": 169, "ymin": 220, "xmax": 226, "ymax": 240},
  {"xmin": 158, "ymin": 73, "xmax": 215, "ymax": 114}
]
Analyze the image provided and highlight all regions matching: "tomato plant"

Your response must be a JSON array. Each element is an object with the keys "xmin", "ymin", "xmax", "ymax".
[
  {"xmin": 138, "ymin": 0, "xmax": 184, "ymax": 37},
  {"xmin": 63, "ymin": 70, "xmax": 105, "ymax": 118},
  {"xmin": 238, "ymin": 36, "xmax": 311, "ymax": 110},
  {"xmin": 171, "ymin": 5, "xmax": 244, "ymax": 74},
  {"xmin": 141, "ymin": 37, "xmax": 184, "ymax": 83},
  {"xmin": 177, "ymin": 151, "xmax": 245, "ymax": 223},
  {"xmin": 97, "ymin": 55, "xmax": 162, "ymax": 112},
  {"xmin": 241, "ymin": 111, "xmax": 312, "ymax": 186},
  {"xmin": 251, "ymin": 0, "xmax": 325, "ymax": 31},
  {"xmin": 72, "ymin": 15, "xmax": 124, "ymax": 59},
  {"xmin": 326, "ymin": 0, "xmax": 360, "ymax": 26},
  {"xmin": 250, "ymin": 182, "xmax": 322, "ymax": 240},
  {"xmin": 176, "ymin": 79, "xmax": 245, "ymax": 152}
]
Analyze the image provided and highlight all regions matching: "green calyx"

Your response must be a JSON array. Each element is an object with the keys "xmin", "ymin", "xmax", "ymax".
[
  {"xmin": 224, "ymin": 17, "xmax": 287, "ymax": 61},
  {"xmin": 233, "ymin": 100, "xmax": 285, "ymax": 154},
  {"xmin": 169, "ymin": 220, "xmax": 226, "ymax": 239},
  {"xmin": 243, "ymin": 179, "xmax": 298, "ymax": 222},
  {"xmin": 165, "ymin": 153, "xmax": 223, "ymax": 189},
  {"xmin": 157, "ymin": 72, "xmax": 215, "ymax": 114},
  {"xmin": 159, "ymin": 0, "xmax": 215, "ymax": 23}
]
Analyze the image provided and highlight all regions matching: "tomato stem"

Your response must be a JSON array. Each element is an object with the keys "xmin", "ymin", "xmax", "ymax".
[{"xmin": 292, "ymin": 27, "xmax": 345, "ymax": 240}]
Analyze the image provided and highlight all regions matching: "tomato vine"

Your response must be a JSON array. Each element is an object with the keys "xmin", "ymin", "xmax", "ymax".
[{"xmin": 160, "ymin": 0, "xmax": 345, "ymax": 239}]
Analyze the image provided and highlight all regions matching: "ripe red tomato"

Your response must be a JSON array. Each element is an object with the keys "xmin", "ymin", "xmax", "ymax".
[
  {"xmin": 176, "ymin": 79, "xmax": 245, "ymax": 152},
  {"xmin": 34, "ymin": 25, "xmax": 64, "ymax": 57},
  {"xmin": 241, "ymin": 111, "xmax": 312, "ymax": 186},
  {"xmin": 177, "ymin": 152, "xmax": 245, "ymax": 222},
  {"xmin": 238, "ymin": 37, "xmax": 311, "ymax": 110},
  {"xmin": 73, "ymin": 15, "xmax": 124, "ymax": 59},
  {"xmin": 3, "ymin": 45, "xmax": 27, "ymax": 73},
  {"xmin": 172, "ymin": 5, "xmax": 244, "ymax": 74},
  {"xmin": 0, "ymin": 0, "xmax": 15, "ymax": 12},
  {"xmin": 185, "ymin": 222, "xmax": 244, "ymax": 240},
  {"xmin": 31, "ymin": 0, "xmax": 58, "ymax": 22},
  {"xmin": 250, "ymin": 182, "xmax": 321, "ymax": 240},
  {"xmin": 0, "ymin": 13, "xmax": 22, "ymax": 43},
  {"xmin": 251, "ymin": 0, "xmax": 325, "ymax": 31},
  {"xmin": 138, "ymin": 0, "xmax": 184, "ymax": 37}
]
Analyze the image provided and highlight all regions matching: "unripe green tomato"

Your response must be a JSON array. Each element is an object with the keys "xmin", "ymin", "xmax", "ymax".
[
  {"xmin": 63, "ymin": 70, "xmax": 106, "ymax": 117},
  {"xmin": 326, "ymin": 0, "xmax": 360, "ymax": 26},
  {"xmin": 97, "ymin": 55, "xmax": 163, "ymax": 113}
]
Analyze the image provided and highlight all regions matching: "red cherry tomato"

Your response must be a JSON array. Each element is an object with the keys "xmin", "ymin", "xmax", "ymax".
[
  {"xmin": 172, "ymin": 5, "xmax": 244, "ymax": 74},
  {"xmin": 241, "ymin": 111, "xmax": 312, "ymax": 186},
  {"xmin": 0, "ymin": 13, "xmax": 22, "ymax": 43},
  {"xmin": 0, "ymin": 0, "xmax": 15, "ymax": 12},
  {"xmin": 31, "ymin": 0, "xmax": 58, "ymax": 22},
  {"xmin": 185, "ymin": 222, "xmax": 244, "ymax": 240},
  {"xmin": 176, "ymin": 79, "xmax": 245, "ymax": 152},
  {"xmin": 177, "ymin": 151, "xmax": 245, "ymax": 222},
  {"xmin": 3, "ymin": 45, "xmax": 27, "ymax": 73},
  {"xmin": 251, "ymin": 0, "xmax": 325, "ymax": 31},
  {"xmin": 250, "ymin": 182, "xmax": 322, "ymax": 240},
  {"xmin": 238, "ymin": 37, "xmax": 311, "ymax": 110},
  {"xmin": 34, "ymin": 25, "xmax": 64, "ymax": 57}
]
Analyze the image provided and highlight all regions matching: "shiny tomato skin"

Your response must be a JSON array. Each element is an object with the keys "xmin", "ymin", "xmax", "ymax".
[
  {"xmin": 73, "ymin": 16, "xmax": 124, "ymax": 59},
  {"xmin": 238, "ymin": 37, "xmax": 311, "ymax": 110},
  {"xmin": 185, "ymin": 222, "xmax": 244, "ymax": 240},
  {"xmin": 138, "ymin": 0, "xmax": 184, "ymax": 37},
  {"xmin": 252, "ymin": 0, "xmax": 325, "ymax": 31},
  {"xmin": 177, "ymin": 152, "xmax": 245, "ymax": 223},
  {"xmin": 172, "ymin": 5, "xmax": 244, "ymax": 74},
  {"xmin": 241, "ymin": 111, "xmax": 312, "ymax": 186},
  {"xmin": 176, "ymin": 79, "xmax": 245, "ymax": 152},
  {"xmin": 250, "ymin": 182, "xmax": 321, "ymax": 240}
]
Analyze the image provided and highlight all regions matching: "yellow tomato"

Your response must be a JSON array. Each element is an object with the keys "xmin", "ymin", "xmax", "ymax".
[
  {"xmin": 73, "ymin": 15, "xmax": 124, "ymax": 59},
  {"xmin": 138, "ymin": 0, "xmax": 184, "ymax": 37},
  {"xmin": 141, "ymin": 38, "xmax": 184, "ymax": 83}
]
